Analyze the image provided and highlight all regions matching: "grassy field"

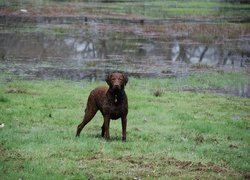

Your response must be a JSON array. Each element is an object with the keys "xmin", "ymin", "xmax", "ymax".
[
  {"xmin": 2, "ymin": 0, "xmax": 250, "ymax": 19},
  {"xmin": 0, "ymin": 72, "xmax": 249, "ymax": 179},
  {"xmin": 1, "ymin": 1, "xmax": 249, "ymax": 178}
]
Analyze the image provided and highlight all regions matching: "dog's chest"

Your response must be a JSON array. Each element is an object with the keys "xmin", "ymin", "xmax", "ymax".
[
  {"xmin": 108, "ymin": 103, "xmax": 122, "ymax": 119},
  {"xmin": 102, "ymin": 101, "xmax": 126, "ymax": 120},
  {"xmin": 102, "ymin": 92, "xmax": 127, "ymax": 120}
]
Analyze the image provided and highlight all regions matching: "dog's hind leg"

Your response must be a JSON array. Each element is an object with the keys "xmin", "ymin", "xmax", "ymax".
[
  {"xmin": 101, "ymin": 122, "xmax": 105, "ymax": 137},
  {"xmin": 76, "ymin": 96, "xmax": 98, "ymax": 137},
  {"xmin": 76, "ymin": 108, "xmax": 97, "ymax": 137}
]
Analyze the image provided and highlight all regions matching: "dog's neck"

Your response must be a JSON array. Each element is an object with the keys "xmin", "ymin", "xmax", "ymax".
[{"xmin": 107, "ymin": 89, "xmax": 124, "ymax": 104}]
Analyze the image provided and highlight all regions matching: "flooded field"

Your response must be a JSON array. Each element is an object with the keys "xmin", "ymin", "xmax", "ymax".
[
  {"xmin": 1, "ymin": 16, "xmax": 249, "ymax": 79},
  {"xmin": 0, "ymin": 1, "xmax": 250, "ymax": 96}
]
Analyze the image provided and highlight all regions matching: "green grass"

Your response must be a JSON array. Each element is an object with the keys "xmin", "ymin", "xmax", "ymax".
[
  {"xmin": 2, "ymin": 0, "xmax": 250, "ymax": 19},
  {"xmin": 72, "ymin": 0, "xmax": 250, "ymax": 19},
  {"xmin": 0, "ymin": 72, "xmax": 249, "ymax": 179},
  {"xmin": 2, "ymin": 0, "xmax": 249, "ymax": 45}
]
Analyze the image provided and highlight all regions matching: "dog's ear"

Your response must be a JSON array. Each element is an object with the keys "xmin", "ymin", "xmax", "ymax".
[
  {"xmin": 123, "ymin": 73, "xmax": 128, "ymax": 86},
  {"xmin": 105, "ymin": 73, "xmax": 111, "ymax": 86}
]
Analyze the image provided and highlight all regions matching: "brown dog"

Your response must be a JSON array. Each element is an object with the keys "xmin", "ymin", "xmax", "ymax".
[{"xmin": 76, "ymin": 72, "xmax": 128, "ymax": 141}]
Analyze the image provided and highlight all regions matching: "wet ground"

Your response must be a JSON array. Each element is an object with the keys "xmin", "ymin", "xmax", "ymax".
[{"xmin": 0, "ymin": 1, "xmax": 250, "ymax": 97}]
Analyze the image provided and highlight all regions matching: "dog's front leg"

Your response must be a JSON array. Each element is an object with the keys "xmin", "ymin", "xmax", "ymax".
[
  {"xmin": 121, "ymin": 116, "xmax": 127, "ymax": 142},
  {"xmin": 103, "ymin": 116, "xmax": 111, "ymax": 140}
]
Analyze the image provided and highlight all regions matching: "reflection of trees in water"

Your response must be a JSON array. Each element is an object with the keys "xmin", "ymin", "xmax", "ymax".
[
  {"xmin": 65, "ymin": 37, "xmax": 107, "ymax": 60},
  {"xmin": 220, "ymin": 0, "xmax": 249, "ymax": 4},
  {"xmin": 172, "ymin": 40, "xmax": 249, "ymax": 67},
  {"xmin": 218, "ymin": 40, "xmax": 250, "ymax": 67},
  {"xmin": 172, "ymin": 42, "xmax": 211, "ymax": 64},
  {"xmin": 174, "ymin": 44, "xmax": 190, "ymax": 63},
  {"xmin": 0, "ymin": 34, "xmax": 109, "ymax": 61}
]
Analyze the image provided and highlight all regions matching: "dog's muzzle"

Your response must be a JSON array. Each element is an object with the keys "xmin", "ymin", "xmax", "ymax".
[{"xmin": 113, "ymin": 85, "xmax": 121, "ymax": 89}]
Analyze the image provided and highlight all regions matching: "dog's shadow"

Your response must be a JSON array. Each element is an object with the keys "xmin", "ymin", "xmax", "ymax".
[{"xmin": 83, "ymin": 133, "xmax": 125, "ymax": 142}]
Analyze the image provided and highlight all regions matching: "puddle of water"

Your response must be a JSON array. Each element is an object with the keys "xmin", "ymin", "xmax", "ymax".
[
  {"xmin": 0, "ymin": 16, "xmax": 249, "ymax": 97},
  {"xmin": 227, "ymin": 83, "xmax": 250, "ymax": 98},
  {"xmin": 181, "ymin": 84, "xmax": 250, "ymax": 98}
]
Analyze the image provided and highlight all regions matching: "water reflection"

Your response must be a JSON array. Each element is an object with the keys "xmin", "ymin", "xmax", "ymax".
[
  {"xmin": 1, "ymin": 32, "xmax": 249, "ymax": 80},
  {"xmin": 172, "ymin": 41, "xmax": 249, "ymax": 67},
  {"xmin": 229, "ymin": 83, "xmax": 250, "ymax": 98},
  {"xmin": 0, "ymin": 16, "xmax": 249, "ymax": 98}
]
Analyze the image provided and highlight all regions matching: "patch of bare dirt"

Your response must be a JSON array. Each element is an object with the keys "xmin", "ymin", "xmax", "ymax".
[
  {"xmin": 82, "ymin": 153, "xmax": 245, "ymax": 178},
  {"xmin": 0, "ymin": 3, "xmax": 145, "ymax": 21},
  {"xmin": 6, "ymin": 88, "xmax": 39, "ymax": 95},
  {"xmin": 6, "ymin": 88, "xmax": 28, "ymax": 94}
]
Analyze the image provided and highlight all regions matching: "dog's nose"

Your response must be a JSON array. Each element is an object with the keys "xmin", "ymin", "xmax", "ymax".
[{"xmin": 114, "ymin": 85, "xmax": 120, "ymax": 89}]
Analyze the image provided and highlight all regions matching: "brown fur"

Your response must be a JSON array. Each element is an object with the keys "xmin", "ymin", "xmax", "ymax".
[{"xmin": 76, "ymin": 72, "xmax": 128, "ymax": 141}]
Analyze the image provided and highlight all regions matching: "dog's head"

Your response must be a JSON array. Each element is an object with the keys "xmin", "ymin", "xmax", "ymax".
[{"xmin": 106, "ymin": 72, "xmax": 128, "ymax": 91}]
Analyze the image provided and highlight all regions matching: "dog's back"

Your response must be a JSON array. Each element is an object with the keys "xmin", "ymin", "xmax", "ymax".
[{"xmin": 86, "ymin": 86, "xmax": 108, "ymax": 111}]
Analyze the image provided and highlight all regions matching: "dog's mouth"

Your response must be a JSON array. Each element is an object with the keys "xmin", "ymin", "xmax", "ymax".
[{"xmin": 112, "ymin": 85, "xmax": 122, "ymax": 91}]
